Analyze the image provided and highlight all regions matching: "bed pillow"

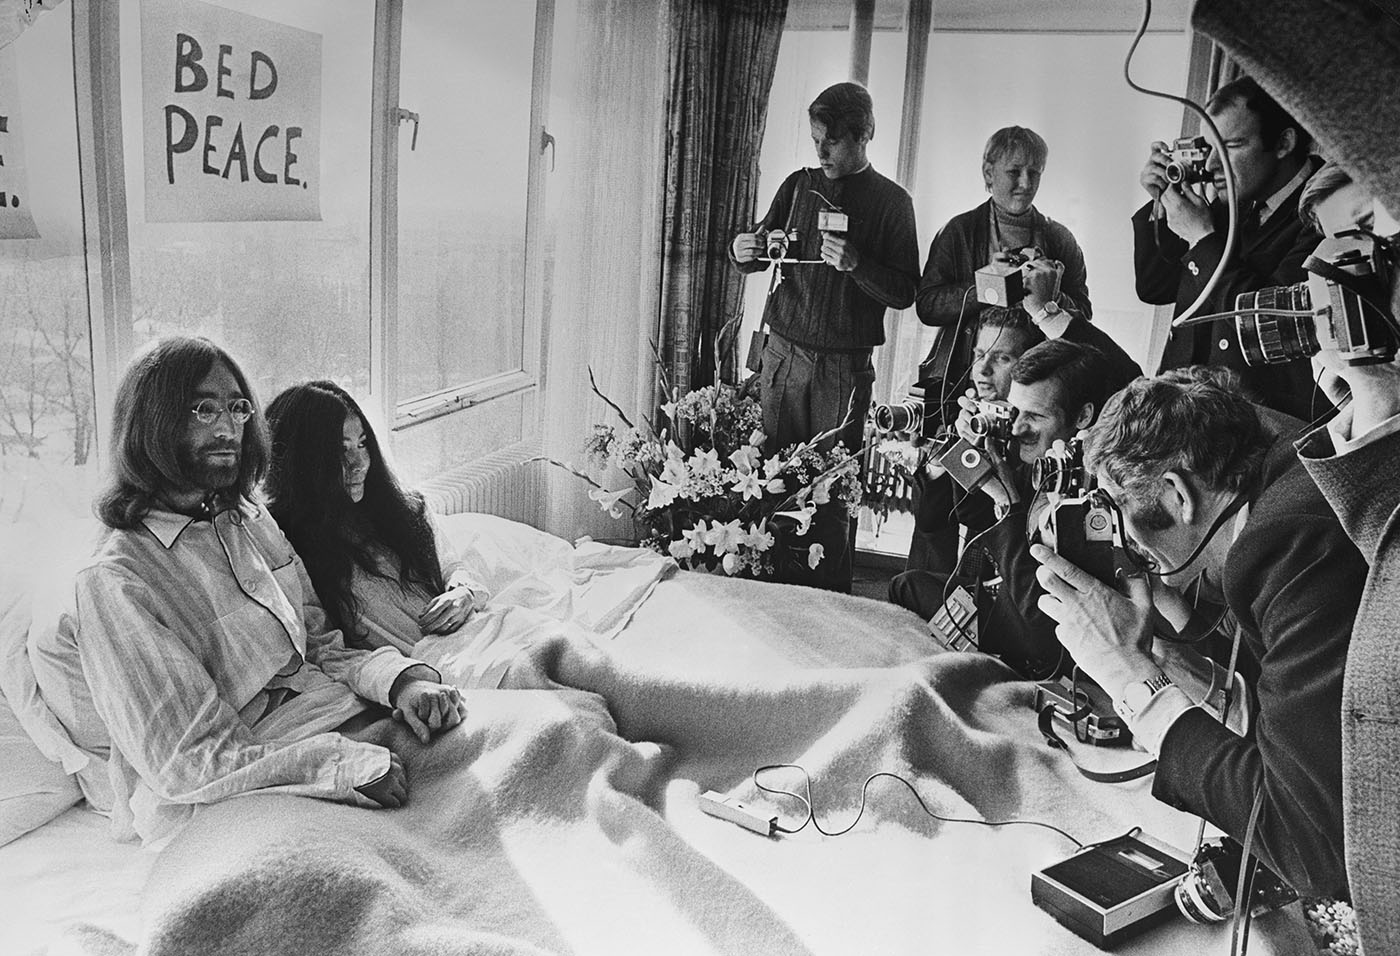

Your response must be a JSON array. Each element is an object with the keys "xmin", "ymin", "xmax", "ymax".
[
  {"xmin": 435, "ymin": 512, "xmax": 574, "ymax": 597},
  {"xmin": 0, "ymin": 548, "xmax": 83, "ymax": 846}
]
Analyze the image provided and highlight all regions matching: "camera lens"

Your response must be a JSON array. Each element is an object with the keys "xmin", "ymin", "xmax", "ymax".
[
  {"xmin": 1164, "ymin": 161, "xmax": 1187, "ymax": 185},
  {"xmin": 874, "ymin": 400, "xmax": 919, "ymax": 433},
  {"xmin": 765, "ymin": 230, "xmax": 788, "ymax": 260},
  {"xmin": 1235, "ymin": 283, "xmax": 1318, "ymax": 366}
]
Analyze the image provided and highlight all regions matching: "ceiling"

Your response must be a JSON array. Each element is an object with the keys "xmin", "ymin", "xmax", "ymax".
[{"xmin": 786, "ymin": 0, "xmax": 1193, "ymax": 34}]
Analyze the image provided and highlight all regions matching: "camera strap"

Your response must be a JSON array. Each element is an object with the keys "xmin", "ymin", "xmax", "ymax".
[{"xmin": 1035, "ymin": 700, "xmax": 1158, "ymax": 783}]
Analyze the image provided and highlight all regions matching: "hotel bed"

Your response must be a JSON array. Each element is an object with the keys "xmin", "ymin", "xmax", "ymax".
[{"xmin": 0, "ymin": 514, "xmax": 1316, "ymax": 955}]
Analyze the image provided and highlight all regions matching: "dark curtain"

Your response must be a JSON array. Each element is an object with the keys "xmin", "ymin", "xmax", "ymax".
[{"xmin": 658, "ymin": 0, "xmax": 787, "ymax": 397}]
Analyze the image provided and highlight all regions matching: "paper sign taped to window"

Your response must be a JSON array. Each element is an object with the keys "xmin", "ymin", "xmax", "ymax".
[
  {"xmin": 0, "ymin": 45, "xmax": 40, "ymax": 240},
  {"xmin": 141, "ymin": 0, "xmax": 322, "ymax": 222}
]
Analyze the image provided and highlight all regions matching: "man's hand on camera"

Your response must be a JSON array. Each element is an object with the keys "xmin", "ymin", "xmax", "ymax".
[
  {"xmin": 355, "ymin": 751, "xmax": 407, "ymax": 809},
  {"xmin": 1140, "ymin": 141, "xmax": 1172, "ymax": 199},
  {"xmin": 1325, "ymin": 358, "xmax": 1400, "ymax": 438},
  {"xmin": 1021, "ymin": 258, "xmax": 1064, "ymax": 314},
  {"xmin": 732, "ymin": 232, "xmax": 763, "ymax": 264},
  {"xmin": 954, "ymin": 389, "xmax": 980, "ymax": 445},
  {"xmin": 1158, "ymin": 180, "xmax": 1216, "ymax": 246},
  {"xmin": 821, "ymin": 233, "xmax": 859, "ymax": 271},
  {"xmin": 1031, "ymin": 543, "xmax": 1160, "ymax": 695},
  {"xmin": 981, "ymin": 439, "xmax": 1018, "ymax": 511}
]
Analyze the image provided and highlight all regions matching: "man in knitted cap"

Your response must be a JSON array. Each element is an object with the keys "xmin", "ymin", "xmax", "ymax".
[{"xmin": 731, "ymin": 81, "xmax": 920, "ymax": 591}]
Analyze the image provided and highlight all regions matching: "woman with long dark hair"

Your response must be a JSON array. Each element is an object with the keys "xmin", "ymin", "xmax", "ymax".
[{"xmin": 264, "ymin": 381, "xmax": 486, "ymax": 653}]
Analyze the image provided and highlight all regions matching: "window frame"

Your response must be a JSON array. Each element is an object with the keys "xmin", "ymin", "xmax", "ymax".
[
  {"xmin": 372, "ymin": 0, "xmax": 554, "ymax": 434},
  {"xmin": 68, "ymin": 0, "xmax": 554, "ymax": 469}
]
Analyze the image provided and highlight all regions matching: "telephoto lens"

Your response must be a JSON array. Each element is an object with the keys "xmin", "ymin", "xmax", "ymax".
[
  {"xmin": 1234, "ymin": 283, "xmax": 1318, "ymax": 366},
  {"xmin": 873, "ymin": 400, "xmax": 920, "ymax": 434}
]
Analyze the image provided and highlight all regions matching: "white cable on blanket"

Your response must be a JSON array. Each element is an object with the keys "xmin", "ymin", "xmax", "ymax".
[{"xmin": 751, "ymin": 764, "xmax": 1084, "ymax": 849}]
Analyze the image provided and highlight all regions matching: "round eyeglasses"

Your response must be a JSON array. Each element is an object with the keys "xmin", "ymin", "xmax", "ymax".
[{"xmin": 190, "ymin": 398, "xmax": 255, "ymax": 426}]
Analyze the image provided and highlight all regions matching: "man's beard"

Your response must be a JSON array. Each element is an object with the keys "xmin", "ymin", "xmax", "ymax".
[{"xmin": 176, "ymin": 438, "xmax": 242, "ymax": 494}]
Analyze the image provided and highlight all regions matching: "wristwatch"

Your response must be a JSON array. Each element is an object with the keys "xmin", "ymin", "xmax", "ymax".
[
  {"xmin": 1030, "ymin": 300, "xmax": 1062, "ymax": 323},
  {"xmin": 1118, "ymin": 671, "xmax": 1174, "ymax": 717}
]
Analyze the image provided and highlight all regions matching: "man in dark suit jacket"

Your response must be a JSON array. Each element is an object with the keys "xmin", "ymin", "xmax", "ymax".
[
  {"xmin": 1190, "ymin": 1, "xmax": 1400, "ymax": 945},
  {"xmin": 1133, "ymin": 76, "xmax": 1326, "ymax": 422},
  {"xmin": 1033, "ymin": 370, "xmax": 1367, "ymax": 899}
]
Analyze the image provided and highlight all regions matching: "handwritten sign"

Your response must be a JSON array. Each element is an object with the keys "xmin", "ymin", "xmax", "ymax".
[
  {"xmin": 141, "ymin": 0, "xmax": 321, "ymax": 222},
  {"xmin": 0, "ymin": 44, "xmax": 39, "ymax": 240}
]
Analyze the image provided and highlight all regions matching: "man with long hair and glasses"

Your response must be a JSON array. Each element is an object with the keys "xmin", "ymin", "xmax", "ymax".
[
  {"xmin": 34, "ymin": 337, "xmax": 464, "ymax": 843},
  {"xmin": 1031, "ymin": 369, "xmax": 1367, "ymax": 899}
]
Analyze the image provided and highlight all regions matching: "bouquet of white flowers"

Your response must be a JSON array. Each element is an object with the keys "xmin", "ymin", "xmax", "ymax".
[{"xmin": 545, "ymin": 371, "xmax": 861, "ymax": 579}]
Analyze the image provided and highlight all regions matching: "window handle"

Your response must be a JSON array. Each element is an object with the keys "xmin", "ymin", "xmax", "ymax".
[
  {"xmin": 540, "ymin": 126, "xmax": 555, "ymax": 171},
  {"xmin": 395, "ymin": 107, "xmax": 421, "ymax": 151}
]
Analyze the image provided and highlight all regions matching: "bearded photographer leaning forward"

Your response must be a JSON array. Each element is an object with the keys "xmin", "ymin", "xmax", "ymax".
[{"xmin": 1031, "ymin": 368, "xmax": 1367, "ymax": 899}]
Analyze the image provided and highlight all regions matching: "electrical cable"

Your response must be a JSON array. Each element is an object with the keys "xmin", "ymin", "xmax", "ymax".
[
  {"xmin": 752, "ymin": 764, "xmax": 1084, "ymax": 849},
  {"xmin": 1123, "ymin": 0, "xmax": 1240, "ymax": 329}
]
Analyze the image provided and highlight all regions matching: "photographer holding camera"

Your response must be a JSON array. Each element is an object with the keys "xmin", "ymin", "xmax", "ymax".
[
  {"xmin": 891, "ymin": 339, "xmax": 1128, "ymax": 678},
  {"xmin": 1133, "ymin": 77, "xmax": 1328, "ymax": 421},
  {"xmin": 730, "ymin": 81, "xmax": 919, "ymax": 459},
  {"xmin": 1031, "ymin": 369, "xmax": 1367, "ymax": 900},
  {"xmin": 902, "ymin": 307, "xmax": 1041, "ymax": 575},
  {"xmin": 730, "ymin": 81, "xmax": 919, "ymax": 592},
  {"xmin": 908, "ymin": 127, "xmax": 1092, "ymax": 573}
]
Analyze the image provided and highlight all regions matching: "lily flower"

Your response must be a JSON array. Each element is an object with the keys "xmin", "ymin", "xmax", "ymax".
[
  {"xmin": 587, "ymin": 486, "xmax": 630, "ymax": 518},
  {"xmin": 704, "ymin": 519, "xmax": 745, "ymax": 555},
  {"xmin": 731, "ymin": 468, "xmax": 764, "ymax": 501},
  {"xmin": 745, "ymin": 523, "xmax": 775, "ymax": 553},
  {"xmin": 775, "ymin": 504, "xmax": 816, "ymax": 536},
  {"xmin": 688, "ymin": 448, "xmax": 722, "ymax": 479},
  {"xmin": 660, "ymin": 457, "xmax": 688, "ymax": 487},
  {"xmin": 647, "ymin": 478, "xmax": 680, "ymax": 510},
  {"xmin": 682, "ymin": 520, "xmax": 710, "ymax": 554},
  {"xmin": 729, "ymin": 444, "xmax": 762, "ymax": 473},
  {"xmin": 668, "ymin": 537, "xmax": 695, "ymax": 560}
]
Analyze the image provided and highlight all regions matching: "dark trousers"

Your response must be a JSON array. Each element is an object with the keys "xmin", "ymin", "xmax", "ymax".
[{"xmin": 758, "ymin": 334, "xmax": 874, "ymax": 593}]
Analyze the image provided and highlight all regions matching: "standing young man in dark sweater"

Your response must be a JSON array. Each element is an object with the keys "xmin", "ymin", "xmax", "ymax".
[
  {"xmin": 1133, "ymin": 76, "xmax": 1325, "ymax": 421},
  {"xmin": 731, "ymin": 81, "xmax": 920, "ymax": 590}
]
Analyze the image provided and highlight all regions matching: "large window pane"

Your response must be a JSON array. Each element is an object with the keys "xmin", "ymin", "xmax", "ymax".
[
  {"xmin": 394, "ymin": 0, "xmax": 536, "ymax": 403},
  {"xmin": 0, "ymin": 12, "xmax": 96, "ymax": 523},
  {"xmin": 119, "ymin": 0, "xmax": 373, "ymax": 405}
]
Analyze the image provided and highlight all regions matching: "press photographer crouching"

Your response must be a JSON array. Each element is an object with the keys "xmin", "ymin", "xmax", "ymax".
[
  {"xmin": 899, "ymin": 306, "xmax": 1041, "ymax": 579},
  {"xmin": 890, "ymin": 338, "xmax": 1122, "ymax": 679},
  {"xmin": 1032, "ymin": 369, "xmax": 1368, "ymax": 899}
]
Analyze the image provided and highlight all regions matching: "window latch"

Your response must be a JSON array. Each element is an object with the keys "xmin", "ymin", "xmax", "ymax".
[
  {"xmin": 540, "ymin": 126, "xmax": 556, "ymax": 171},
  {"xmin": 395, "ymin": 107, "xmax": 421, "ymax": 151}
]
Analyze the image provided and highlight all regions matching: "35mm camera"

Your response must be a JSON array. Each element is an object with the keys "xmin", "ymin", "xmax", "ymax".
[{"xmin": 1164, "ymin": 135, "xmax": 1212, "ymax": 186}]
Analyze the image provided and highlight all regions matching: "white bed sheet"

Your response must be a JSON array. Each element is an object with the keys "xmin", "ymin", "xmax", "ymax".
[{"xmin": 0, "ymin": 555, "xmax": 1319, "ymax": 955}]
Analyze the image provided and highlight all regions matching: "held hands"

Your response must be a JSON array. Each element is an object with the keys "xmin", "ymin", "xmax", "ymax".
[
  {"xmin": 391, "ymin": 678, "xmax": 466, "ymax": 744},
  {"xmin": 1031, "ymin": 543, "xmax": 1161, "ymax": 695},
  {"xmin": 354, "ymin": 751, "xmax": 407, "ymax": 809},
  {"xmin": 418, "ymin": 585, "xmax": 484, "ymax": 634}
]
